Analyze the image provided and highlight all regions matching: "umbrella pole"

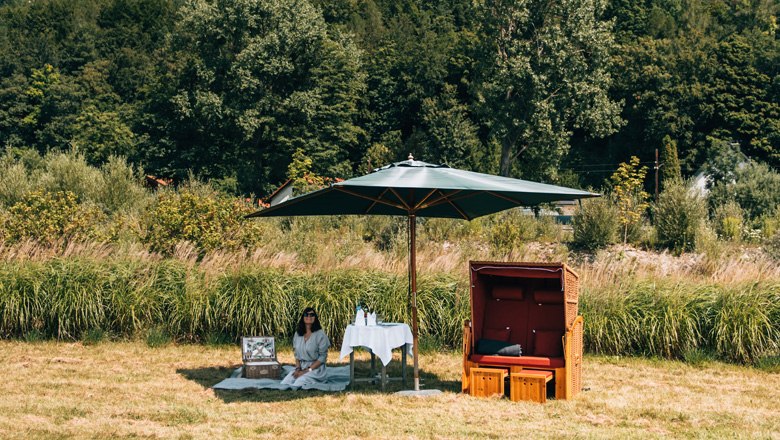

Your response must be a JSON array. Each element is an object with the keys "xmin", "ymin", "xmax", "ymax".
[{"xmin": 409, "ymin": 214, "xmax": 420, "ymax": 391}]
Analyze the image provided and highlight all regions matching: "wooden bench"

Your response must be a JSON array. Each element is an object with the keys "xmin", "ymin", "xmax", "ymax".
[{"xmin": 510, "ymin": 370, "xmax": 553, "ymax": 403}]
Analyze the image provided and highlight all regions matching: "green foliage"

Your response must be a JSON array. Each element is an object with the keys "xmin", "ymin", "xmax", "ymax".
[
  {"xmin": 97, "ymin": 155, "xmax": 149, "ymax": 214},
  {"xmin": 81, "ymin": 327, "xmax": 106, "ymax": 345},
  {"xmin": 572, "ymin": 197, "xmax": 621, "ymax": 250},
  {"xmin": 711, "ymin": 285, "xmax": 780, "ymax": 363},
  {"xmin": 71, "ymin": 104, "xmax": 136, "ymax": 164},
  {"xmin": 580, "ymin": 0, "xmax": 780, "ymax": 188},
  {"xmin": 486, "ymin": 211, "xmax": 538, "ymax": 253},
  {"xmin": 37, "ymin": 150, "xmax": 104, "ymax": 203},
  {"xmin": 709, "ymin": 161, "xmax": 780, "ymax": 221},
  {"xmin": 1, "ymin": 0, "xmax": 777, "ymax": 195},
  {"xmin": 660, "ymin": 135, "xmax": 682, "ymax": 186},
  {"xmin": 477, "ymin": 0, "xmax": 623, "ymax": 178},
  {"xmin": 0, "ymin": 160, "xmax": 32, "ymax": 207},
  {"xmin": 0, "ymin": 259, "xmax": 470, "ymax": 349},
  {"xmin": 653, "ymin": 182, "xmax": 707, "ymax": 253},
  {"xmin": 766, "ymin": 231, "xmax": 780, "ymax": 261},
  {"xmin": 610, "ymin": 156, "xmax": 650, "ymax": 243},
  {"xmin": 713, "ymin": 201, "xmax": 744, "ymax": 241},
  {"xmin": 419, "ymin": 84, "xmax": 481, "ymax": 169},
  {"xmin": 143, "ymin": 183, "xmax": 264, "ymax": 255},
  {"xmin": 2, "ymin": 190, "xmax": 106, "ymax": 244},
  {"xmin": 144, "ymin": 0, "xmax": 365, "ymax": 193}
]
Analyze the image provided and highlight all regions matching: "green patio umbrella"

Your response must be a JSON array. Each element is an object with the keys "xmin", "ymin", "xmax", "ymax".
[{"xmin": 246, "ymin": 155, "xmax": 598, "ymax": 392}]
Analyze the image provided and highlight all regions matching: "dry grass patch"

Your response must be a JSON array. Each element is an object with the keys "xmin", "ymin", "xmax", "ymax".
[{"xmin": 0, "ymin": 341, "xmax": 778, "ymax": 439}]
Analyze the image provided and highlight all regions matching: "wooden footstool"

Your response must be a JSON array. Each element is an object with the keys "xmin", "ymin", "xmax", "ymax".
[
  {"xmin": 510, "ymin": 370, "xmax": 553, "ymax": 403},
  {"xmin": 469, "ymin": 367, "xmax": 507, "ymax": 398}
]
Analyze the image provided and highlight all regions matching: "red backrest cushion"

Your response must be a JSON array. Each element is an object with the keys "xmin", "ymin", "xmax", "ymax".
[
  {"xmin": 492, "ymin": 285, "xmax": 523, "ymax": 300},
  {"xmin": 534, "ymin": 290, "xmax": 563, "ymax": 304},
  {"xmin": 483, "ymin": 296, "xmax": 528, "ymax": 347},
  {"xmin": 482, "ymin": 327, "xmax": 511, "ymax": 342},
  {"xmin": 533, "ymin": 330, "xmax": 564, "ymax": 357}
]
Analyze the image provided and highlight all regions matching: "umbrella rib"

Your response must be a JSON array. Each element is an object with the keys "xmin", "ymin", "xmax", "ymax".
[
  {"xmin": 419, "ymin": 190, "xmax": 480, "ymax": 210},
  {"xmin": 485, "ymin": 191, "xmax": 526, "ymax": 206},
  {"xmin": 334, "ymin": 187, "xmax": 407, "ymax": 211},
  {"xmin": 413, "ymin": 189, "xmax": 438, "ymax": 211},
  {"xmin": 364, "ymin": 188, "xmax": 390, "ymax": 214},
  {"xmin": 416, "ymin": 190, "xmax": 463, "ymax": 210},
  {"xmin": 388, "ymin": 188, "xmax": 412, "ymax": 211},
  {"xmin": 436, "ymin": 190, "xmax": 470, "ymax": 220}
]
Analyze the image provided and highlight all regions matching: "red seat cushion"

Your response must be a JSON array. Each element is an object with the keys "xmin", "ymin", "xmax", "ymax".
[{"xmin": 470, "ymin": 354, "xmax": 565, "ymax": 369}]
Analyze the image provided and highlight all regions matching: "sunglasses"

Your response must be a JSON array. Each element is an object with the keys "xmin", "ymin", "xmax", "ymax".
[{"xmin": 303, "ymin": 312, "xmax": 317, "ymax": 317}]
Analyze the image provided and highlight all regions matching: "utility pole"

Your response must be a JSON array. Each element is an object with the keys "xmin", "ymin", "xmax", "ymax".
[{"xmin": 654, "ymin": 148, "xmax": 659, "ymax": 200}]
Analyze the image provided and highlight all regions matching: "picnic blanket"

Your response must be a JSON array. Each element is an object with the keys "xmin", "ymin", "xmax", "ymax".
[{"xmin": 212, "ymin": 365, "xmax": 350, "ymax": 391}]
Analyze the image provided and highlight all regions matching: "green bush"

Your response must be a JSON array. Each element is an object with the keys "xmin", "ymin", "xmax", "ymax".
[
  {"xmin": 571, "ymin": 197, "xmax": 620, "ymax": 250},
  {"xmin": 143, "ymin": 183, "xmax": 265, "ymax": 254},
  {"xmin": 757, "ymin": 209, "xmax": 779, "ymax": 238},
  {"xmin": 653, "ymin": 182, "xmax": 707, "ymax": 253},
  {"xmin": 765, "ymin": 232, "xmax": 780, "ymax": 261},
  {"xmin": 0, "ymin": 162, "xmax": 32, "ymax": 207},
  {"xmin": 711, "ymin": 285, "xmax": 779, "ymax": 363},
  {"xmin": 713, "ymin": 201, "xmax": 744, "ymax": 241},
  {"xmin": 81, "ymin": 327, "xmax": 106, "ymax": 345},
  {"xmin": 487, "ymin": 210, "xmax": 538, "ymax": 253},
  {"xmin": 2, "ymin": 190, "xmax": 107, "ymax": 244},
  {"xmin": 97, "ymin": 156, "xmax": 150, "ymax": 214},
  {"xmin": 38, "ymin": 150, "xmax": 104, "ymax": 204},
  {"xmin": 709, "ymin": 161, "xmax": 780, "ymax": 221}
]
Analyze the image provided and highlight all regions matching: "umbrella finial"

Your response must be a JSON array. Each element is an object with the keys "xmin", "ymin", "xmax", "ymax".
[{"xmin": 408, "ymin": 153, "xmax": 414, "ymax": 161}]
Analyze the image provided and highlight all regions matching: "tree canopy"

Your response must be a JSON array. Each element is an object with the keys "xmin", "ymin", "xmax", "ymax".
[{"xmin": 0, "ymin": 0, "xmax": 777, "ymax": 195}]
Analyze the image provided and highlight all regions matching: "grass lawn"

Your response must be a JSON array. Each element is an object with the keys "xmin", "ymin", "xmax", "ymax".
[{"xmin": 0, "ymin": 341, "xmax": 777, "ymax": 439}]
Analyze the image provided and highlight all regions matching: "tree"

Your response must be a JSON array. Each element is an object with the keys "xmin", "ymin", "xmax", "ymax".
[
  {"xmin": 141, "ymin": 0, "xmax": 366, "ymax": 194},
  {"xmin": 704, "ymin": 34, "xmax": 780, "ymax": 168},
  {"xmin": 420, "ymin": 84, "xmax": 482, "ymax": 168},
  {"xmin": 475, "ymin": 0, "xmax": 623, "ymax": 178},
  {"xmin": 660, "ymin": 135, "xmax": 682, "ymax": 187},
  {"xmin": 610, "ymin": 156, "xmax": 650, "ymax": 243}
]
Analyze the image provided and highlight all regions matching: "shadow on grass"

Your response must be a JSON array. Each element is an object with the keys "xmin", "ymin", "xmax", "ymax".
[{"xmin": 178, "ymin": 359, "xmax": 461, "ymax": 403}]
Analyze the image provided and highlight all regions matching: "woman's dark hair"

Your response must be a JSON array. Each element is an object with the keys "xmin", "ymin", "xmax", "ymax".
[{"xmin": 296, "ymin": 307, "xmax": 322, "ymax": 336}]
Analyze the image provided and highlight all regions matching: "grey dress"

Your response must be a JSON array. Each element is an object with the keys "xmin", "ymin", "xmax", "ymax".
[{"xmin": 281, "ymin": 329, "xmax": 330, "ymax": 388}]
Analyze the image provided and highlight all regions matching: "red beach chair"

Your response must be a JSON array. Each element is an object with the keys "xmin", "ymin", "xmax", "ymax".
[{"xmin": 462, "ymin": 261, "xmax": 583, "ymax": 402}]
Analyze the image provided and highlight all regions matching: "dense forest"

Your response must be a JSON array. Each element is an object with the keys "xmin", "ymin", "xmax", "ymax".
[{"xmin": 0, "ymin": 0, "xmax": 778, "ymax": 196}]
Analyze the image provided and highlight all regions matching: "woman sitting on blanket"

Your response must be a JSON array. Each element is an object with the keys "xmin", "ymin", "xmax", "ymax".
[{"xmin": 280, "ymin": 307, "xmax": 330, "ymax": 389}]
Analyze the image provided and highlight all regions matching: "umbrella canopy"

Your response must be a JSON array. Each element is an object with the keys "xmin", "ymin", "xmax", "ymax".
[
  {"xmin": 246, "ymin": 156, "xmax": 599, "ymax": 392},
  {"xmin": 247, "ymin": 159, "xmax": 597, "ymax": 220}
]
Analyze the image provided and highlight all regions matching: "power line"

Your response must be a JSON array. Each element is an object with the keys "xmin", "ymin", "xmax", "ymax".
[{"xmin": 562, "ymin": 161, "xmax": 655, "ymax": 168}]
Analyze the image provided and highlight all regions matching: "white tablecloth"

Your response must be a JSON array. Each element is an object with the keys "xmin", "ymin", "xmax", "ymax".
[{"xmin": 339, "ymin": 323, "xmax": 414, "ymax": 366}]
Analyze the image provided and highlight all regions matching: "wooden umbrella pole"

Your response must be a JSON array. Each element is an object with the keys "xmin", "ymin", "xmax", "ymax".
[{"xmin": 409, "ymin": 214, "xmax": 420, "ymax": 391}]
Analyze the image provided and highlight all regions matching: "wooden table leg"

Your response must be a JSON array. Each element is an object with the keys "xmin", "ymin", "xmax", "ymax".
[
  {"xmin": 401, "ymin": 344, "xmax": 407, "ymax": 387},
  {"xmin": 349, "ymin": 351, "xmax": 355, "ymax": 389}
]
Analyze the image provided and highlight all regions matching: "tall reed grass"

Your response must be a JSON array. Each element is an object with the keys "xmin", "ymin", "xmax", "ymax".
[
  {"xmin": 0, "ymin": 256, "xmax": 778, "ymax": 363},
  {"xmin": 581, "ymin": 280, "xmax": 780, "ymax": 363}
]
